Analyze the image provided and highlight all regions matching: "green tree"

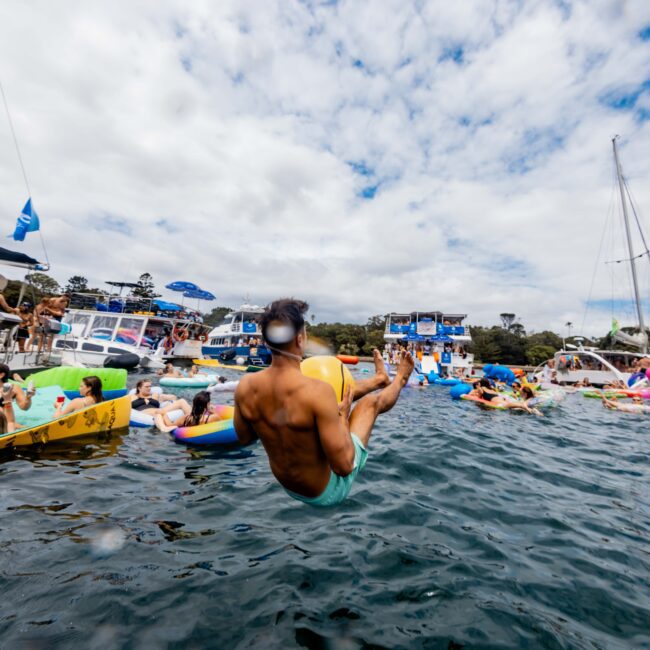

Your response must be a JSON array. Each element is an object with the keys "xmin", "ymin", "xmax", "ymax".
[
  {"xmin": 526, "ymin": 330, "xmax": 563, "ymax": 349},
  {"xmin": 526, "ymin": 345, "xmax": 556, "ymax": 366},
  {"xmin": 366, "ymin": 314, "xmax": 387, "ymax": 330},
  {"xmin": 203, "ymin": 306, "xmax": 232, "ymax": 327},
  {"xmin": 64, "ymin": 275, "xmax": 89, "ymax": 294},
  {"xmin": 131, "ymin": 273, "xmax": 160, "ymax": 299},
  {"xmin": 25, "ymin": 272, "xmax": 61, "ymax": 297},
  {"xmin": 500, "ymin": 313, "xmax": 517, "ymax": 329}
]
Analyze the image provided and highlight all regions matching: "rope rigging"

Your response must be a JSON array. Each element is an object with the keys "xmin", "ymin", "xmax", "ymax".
[{"xmin": 0, "ymin": 79, "xmax": 50, "ymax": 270}]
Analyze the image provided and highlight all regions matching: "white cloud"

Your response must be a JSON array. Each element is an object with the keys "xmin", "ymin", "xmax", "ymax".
[{"xmin": 1, "ymin": 0, "xmax": 649, "ymax": 335}]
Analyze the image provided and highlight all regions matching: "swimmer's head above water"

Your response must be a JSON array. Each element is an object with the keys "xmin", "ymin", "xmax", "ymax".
[{"xmin": 261, "ymin": 298, "xmax": 309, "ymax": 361}]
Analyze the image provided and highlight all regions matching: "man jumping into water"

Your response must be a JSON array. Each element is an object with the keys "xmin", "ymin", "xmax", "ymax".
[{"xmin": 234, "ymin": 298, "xmax": 414, "ymax": 507}]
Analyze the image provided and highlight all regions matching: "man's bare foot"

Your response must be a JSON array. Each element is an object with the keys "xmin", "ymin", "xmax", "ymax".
[
  {"xmin": 395, "ymin": 351, "xmax": 414, "ymax": 385},
  {"xmin": 372, "ymin": 349, "xmax": 390, "ymax": 387}
]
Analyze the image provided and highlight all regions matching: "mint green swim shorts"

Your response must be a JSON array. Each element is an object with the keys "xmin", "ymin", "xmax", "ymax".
[{"xmin": 285, "ymin": 434, "xmax": 368, "ymax": 507}]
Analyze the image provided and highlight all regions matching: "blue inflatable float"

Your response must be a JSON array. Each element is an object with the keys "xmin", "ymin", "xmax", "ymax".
[{"xmin": 450, "ymin": 383, "xmax": 472, "ymax": 400}]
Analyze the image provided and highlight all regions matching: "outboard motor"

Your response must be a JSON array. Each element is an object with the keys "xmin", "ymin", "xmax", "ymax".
[{"xmin": 104, "ymin": 352, "xmax": 140, "ymax": 370}]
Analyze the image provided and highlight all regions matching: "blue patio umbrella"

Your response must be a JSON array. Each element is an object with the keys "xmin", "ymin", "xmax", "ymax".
[
  {"xmin": 165, "ymin": 281, "xmax": 200, "ymax": 292},
  {"xmin": 184, "ymin": 289, "xmax": 216, "ymax": 301},
  {"xmin": 184, "ymin": 289, "xmax": 216, "ymax": 310}
]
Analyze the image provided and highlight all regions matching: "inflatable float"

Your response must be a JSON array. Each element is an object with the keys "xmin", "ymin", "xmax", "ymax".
[
  {"xmin": 0, "ymin": 395, "xmax": 131, "ymax": 450},
  {"xmin": 427, "ymin": 372, "xmax": 461, "ymax": 386},
  {"xmin": 336, "ymin": 355, "xmax": 359, "ymax": 365},
  {"xmin": 528, "ymin": 389, "xmax": 565, "ymax": 408},
  {"xmin": 301, "ymin": 356, "xmax": 355, "ymax": 402},
  {"xmin": 461, "ymin": 394, "xmax": 508, "ymax": 410},
  {"xmin": 159, "ymin": 375, "xmax": 217, "ymax": 389},
  {"xmin": 193, "ymin": 358, "xmax": 263, "ymax": 373},
  {"xmin": 130, "ymin": 407, "xmax": 185, "ymax": 428},
  {"xmin": 18, "ymin": 367, "xmax": 128, "ymax": 400},
  {"xmin": 171, "ymin": 405, "xmax": 238, "ymax": 445}
]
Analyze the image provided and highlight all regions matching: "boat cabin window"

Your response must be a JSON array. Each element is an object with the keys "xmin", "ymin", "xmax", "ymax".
[
  {"xmin": 64, "ymin": 312, "xmax": 93, "ymax": 338},
  {"xmin": 115, "ymin": 316, "xmax": 146, "ymax": 346},
  {"xmin": 90, "ymin": 315, "xmax": 119, "ymax": 341},
  {"xmin": 108, "ymin": 347, "xmax": 130, "ymax": 355},
  {"xmin": 81, "ymin": 342, "xmax": 104, "ymax": 352},
  {"xmin": 55, "ymin": 340, "xmax": 77, "ymax": 350}
]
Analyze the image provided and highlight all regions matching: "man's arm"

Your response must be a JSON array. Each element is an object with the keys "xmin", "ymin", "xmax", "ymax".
[
  {"xmin": 313, "ymin": 384, "xmax": 355, "ymax": 477},
  {"xmin": 12, "ymin": 385, "xmax": 33, "ymax": 411},
  {"xmin": 233, "ymin": 381, "xmax": 258, "ymax": 446}
]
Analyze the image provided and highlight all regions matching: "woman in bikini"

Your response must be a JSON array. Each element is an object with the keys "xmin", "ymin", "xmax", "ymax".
[
  {"xmin": 54, "ymin": 375, "xmax": 104, "ymax": 417},
  {"xmin": 156, "ymin": 391, "xmax": 220, "ymax": 433},
  {"xmin": 130, "ymin": 379, "xmax": 191, "ymax": 418}
]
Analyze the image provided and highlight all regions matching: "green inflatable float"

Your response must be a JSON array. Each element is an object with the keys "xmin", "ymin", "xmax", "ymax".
[{"xmin": 18, "ymin": 367, "xmax": 128, "ymax": 399}]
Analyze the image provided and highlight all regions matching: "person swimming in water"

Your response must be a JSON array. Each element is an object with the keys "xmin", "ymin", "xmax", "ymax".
[
  {"xmin": 234, "ymin": 298, "xmax": 414, "ymax": 507},
  {"xmin": 468, "ymin": 378, "xmax": 542, "ymax": 415}
]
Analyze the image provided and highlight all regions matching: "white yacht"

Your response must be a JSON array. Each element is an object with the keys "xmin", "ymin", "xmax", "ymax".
[
  {"xmin": 201, "ymin": 303, "xmax": 271, "ymax": 366},
  {"xmin": 384, "ymin": 311, "xmax": 474, "ymax": 376},
  {"xmin": 54, "ymin": 295, "xmax": 212, "ymax": 369},
  {"xmin": 548, "ymin": 344, "xmax": 647, "ymax": 387}
]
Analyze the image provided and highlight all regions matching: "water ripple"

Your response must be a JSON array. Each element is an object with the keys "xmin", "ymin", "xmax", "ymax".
[{"xmin": 0, "ymin": 374, "xmax": 649, "ymax": 648}]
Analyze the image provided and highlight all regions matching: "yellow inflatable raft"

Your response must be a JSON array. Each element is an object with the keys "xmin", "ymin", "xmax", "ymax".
[{"xmin": 0, "ymin": 395, "xmax": 131, "ymax": 450}]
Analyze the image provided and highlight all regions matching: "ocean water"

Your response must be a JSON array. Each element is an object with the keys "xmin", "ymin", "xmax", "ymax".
[{"xmin": 1, "ymin": 365, "xmax": 649, "ymax": 649}]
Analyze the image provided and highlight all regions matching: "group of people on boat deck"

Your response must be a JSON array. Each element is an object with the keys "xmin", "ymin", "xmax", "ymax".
[{"xmin": 0, "ymin": 277, "xmax": 70, "ymax": 354}]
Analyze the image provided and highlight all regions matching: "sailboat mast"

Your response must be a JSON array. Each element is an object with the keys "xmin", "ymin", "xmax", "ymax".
[{"xmin": 612, "ymin": 136, "xmax": 647, "ymax": 352}]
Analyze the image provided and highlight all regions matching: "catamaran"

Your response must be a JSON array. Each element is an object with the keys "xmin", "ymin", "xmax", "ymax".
[
  {"xmin": 384, "ymin": 311, "xmax": 474, "ymax": 376},
  {"xmin": 545, "ymin": 137, "xmax": 649, "ymax": 386}
]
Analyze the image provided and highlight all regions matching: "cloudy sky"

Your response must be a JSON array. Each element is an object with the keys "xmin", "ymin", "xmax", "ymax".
[{"xmin": 1, "ymin": 0, "xmax": 649, "ymax": 335}]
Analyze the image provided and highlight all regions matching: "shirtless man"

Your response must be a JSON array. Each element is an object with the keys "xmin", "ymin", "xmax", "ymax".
[{"xmin": 234, "ymin": 298, "xmax": 414, "ymax": 507}]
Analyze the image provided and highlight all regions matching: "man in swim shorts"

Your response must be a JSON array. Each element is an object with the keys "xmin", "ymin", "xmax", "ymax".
[{"xmin": 234, "ymin": 298, "xmax": 414, "ymax": 507}]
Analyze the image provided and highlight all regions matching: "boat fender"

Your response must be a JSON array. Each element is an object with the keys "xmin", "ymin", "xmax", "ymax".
[{"xmin": 104, "ymin": 353, "xmax": 140, "ymax": 370}]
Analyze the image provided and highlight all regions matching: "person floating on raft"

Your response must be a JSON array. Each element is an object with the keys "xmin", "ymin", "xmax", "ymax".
[
  {"xmin": 466, "ymin": 378, "xmax": 543, "ymax": 416},
  {"xmin": 601, "ymin": 394, "xmax": 650, "ymax": 414},
  {"xmin": 234, "ymin": 298, "xmax": 414, "ymax": 507}
]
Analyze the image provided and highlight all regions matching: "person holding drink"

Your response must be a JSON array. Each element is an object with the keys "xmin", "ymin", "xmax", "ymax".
[
  {"xmin": 0, "ymin": 363, "xmax": 36, "ymax": 432},
  {"xmin": 54, "ymin": 376, "xmax": 104, "ymax": 417}
]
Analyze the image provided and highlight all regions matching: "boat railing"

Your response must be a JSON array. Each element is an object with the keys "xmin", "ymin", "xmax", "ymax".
[
  {"xmin": 0, "ymin": 318, "xmax": 53, "ymax": 366},
  {"xmin": 556, "ymin": 350, "xmax": 626, "ymax": 380}
]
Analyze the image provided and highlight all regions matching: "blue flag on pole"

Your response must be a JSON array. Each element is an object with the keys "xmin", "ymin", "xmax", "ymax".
[{"xmin": 10, "ymin": 198, "xmax": 40, "ymax": 241}]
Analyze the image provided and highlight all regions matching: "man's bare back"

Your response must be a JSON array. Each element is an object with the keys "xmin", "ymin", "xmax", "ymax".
[
  {"xmin": 235, "ymin": 365, "xmax": 349, "ymax": 496},
  {"xmin": 235, "ymin": 349, "xmax": 413, "ymax": 501},
  {"xmin": 234, "ymin": 298, "xmax": 413, "ymax": 506}
]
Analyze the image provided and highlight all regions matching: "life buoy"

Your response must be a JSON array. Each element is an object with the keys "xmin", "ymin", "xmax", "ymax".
[{"xmin": 174, "ymin": 329, "xmax": 189, "ymax": 343}]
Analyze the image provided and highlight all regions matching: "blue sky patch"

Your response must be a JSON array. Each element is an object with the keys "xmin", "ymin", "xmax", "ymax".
[
  {"xmin": 586, "ymin": 298, "xmax": 650, "ymax": 314},
  {"xmin": 155, "ymin": 219, "xmax": 180, "ymax": 234},
  {"xmin": 439, "ymin": 46, "xmax": 464, "ymax": 64},
  {"xmin": 94, "ymin": 215, "xmax": 132, "ymax": 236},
  {"xmin": 359, "ymin": 184, "xmax": 378, "ymax": 199},
  {"xmin": 599, "ymin": 79, "xmax": 650, "ymax": 111},
  {"xmin": 348, "ymin": 160, "xmax": 374, "ymax": 176},
  {"xmin": 504, "ymin": 127, "xmax": 566, "ymax": 174},
  {"xmin": 639, "ymin": 25, "xmax": 650, "ymax": 41}
]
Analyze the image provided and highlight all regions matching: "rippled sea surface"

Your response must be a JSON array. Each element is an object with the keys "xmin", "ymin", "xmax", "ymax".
[{"xmin": 2, "ymin": 364, "xmax": 650, "ymax": 649}]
